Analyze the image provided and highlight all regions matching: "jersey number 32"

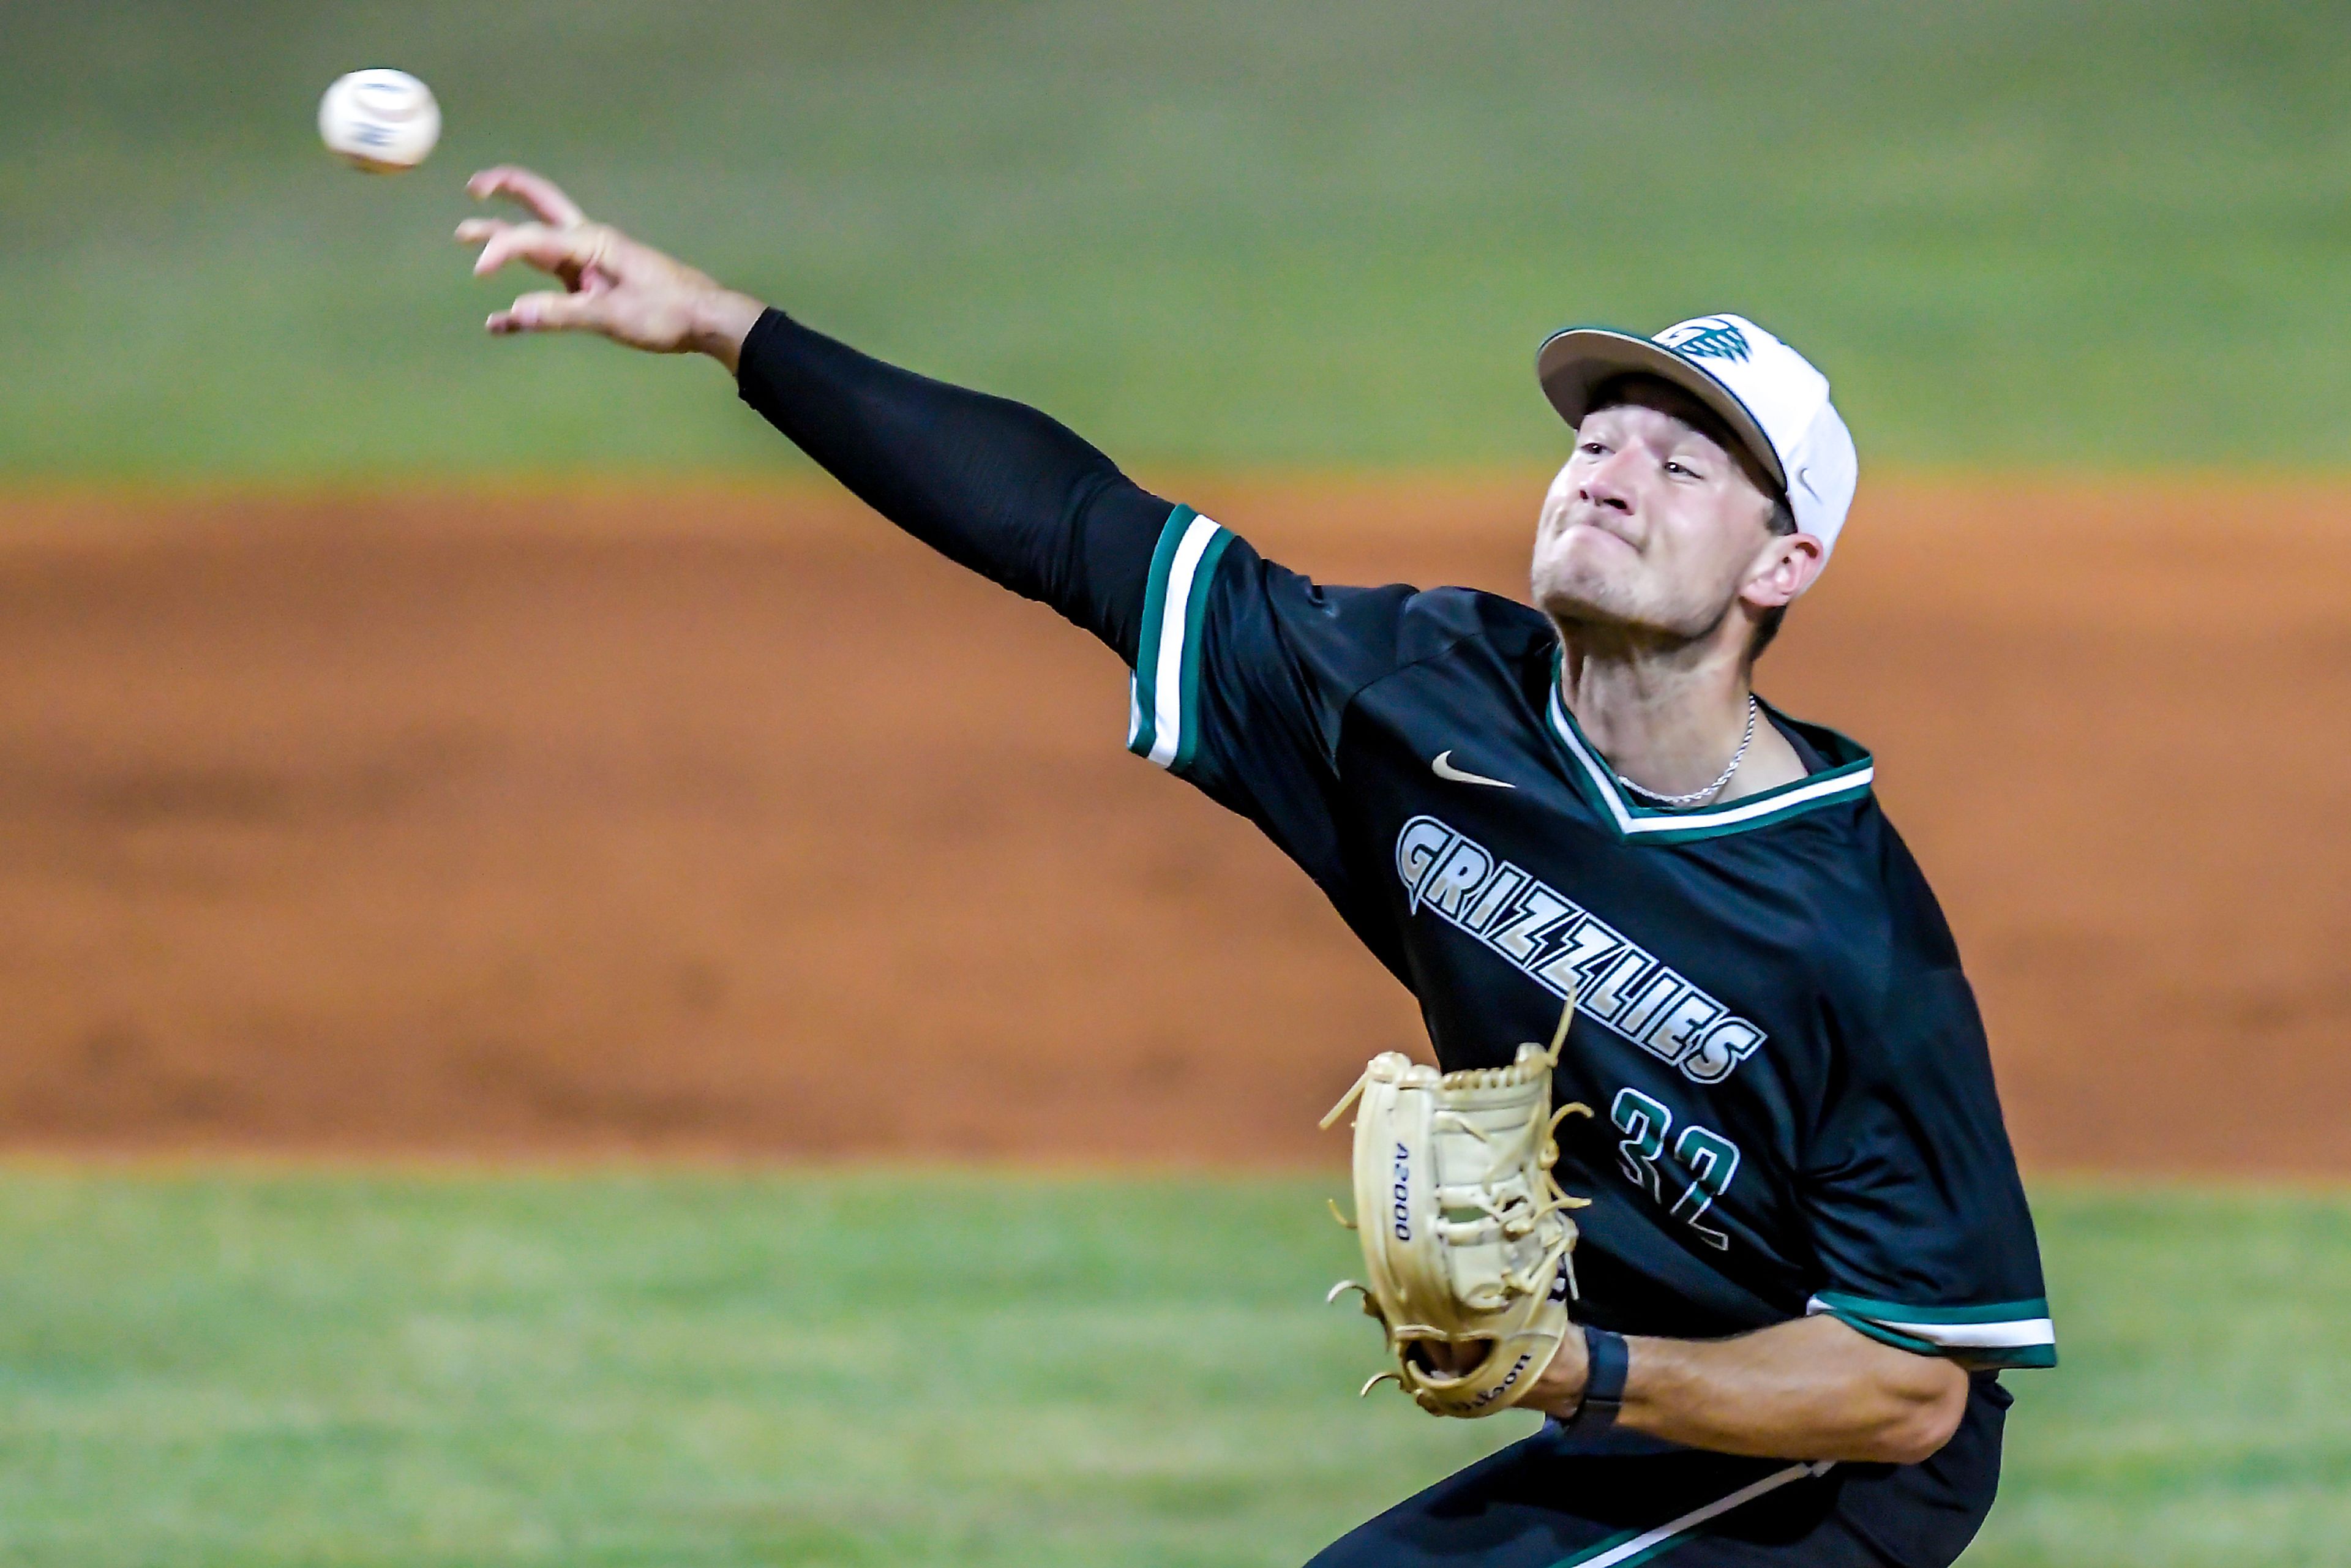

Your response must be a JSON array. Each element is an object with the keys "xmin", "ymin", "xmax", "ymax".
[{"xmin": 1610, "ymin": 1088, "xmax": 1742, "ymax": 1251}]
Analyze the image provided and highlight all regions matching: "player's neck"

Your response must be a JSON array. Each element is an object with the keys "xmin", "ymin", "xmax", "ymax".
[{"xmin": 1553, "ymin": 629, "xmax": 1807, "ymax": 805}]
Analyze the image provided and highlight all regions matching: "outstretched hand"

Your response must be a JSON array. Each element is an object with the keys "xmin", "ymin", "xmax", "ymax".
[{"xmin": 457, "ymin": 167, "xmax": 765, "ymax": 372}]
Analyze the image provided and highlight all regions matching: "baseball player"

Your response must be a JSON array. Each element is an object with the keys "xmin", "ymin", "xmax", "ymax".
[{"xmin": 460, "ymin": 166, "xmax": 2052, "ymax": 1568}]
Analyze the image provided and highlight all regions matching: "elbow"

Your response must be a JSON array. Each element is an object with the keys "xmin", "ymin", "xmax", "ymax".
[{"xmin": 1848, "ymin": 1360, "xmax": 1970, "ymax": 1466}]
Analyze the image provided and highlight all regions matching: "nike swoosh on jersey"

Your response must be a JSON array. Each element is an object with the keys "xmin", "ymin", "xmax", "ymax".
[{"xmin": 1431, "ymin": 751, "xmax": 1515, "ymax": 789}]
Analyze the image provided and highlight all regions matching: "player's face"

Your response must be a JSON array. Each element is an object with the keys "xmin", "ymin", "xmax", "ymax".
[{"xmin": 1530, "ymin": 400, "xmax": 1791, "ymax": 645}]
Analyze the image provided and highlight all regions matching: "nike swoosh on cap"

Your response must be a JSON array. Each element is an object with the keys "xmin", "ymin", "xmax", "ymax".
[{"xmin": 1431, "ymin": 751, "xmax": 1515, "ymax": 789}]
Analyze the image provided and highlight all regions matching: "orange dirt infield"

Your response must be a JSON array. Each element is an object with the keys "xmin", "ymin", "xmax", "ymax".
[{"xmin": 0, "ymin": 478, "xmax": 2342, "ymax": 1174}]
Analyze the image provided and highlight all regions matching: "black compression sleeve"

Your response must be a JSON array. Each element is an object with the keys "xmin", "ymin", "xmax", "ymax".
[{"xmin": 734, "ymin": 307, "xmax": 1172, "ymax": 665}]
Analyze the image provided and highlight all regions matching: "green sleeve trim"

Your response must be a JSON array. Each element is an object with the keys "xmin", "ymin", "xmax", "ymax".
[
  {"xmin": 1125, "ymin": 506, "xmax": 1232, "ymax": 774},
  {"xmin": 1820, "ymin": 1308, "xmax": 2058, "ymax": 1368},
  {"xmin": 1124, "ymin": 504, "xmax": 1194, "ymax": 761},
  {"xmin": 1812, "ymin": 1291, "xmax": 2049, "ymax": 1326},
  {"xmin": 1172, "ymin": 528, "xmax": 1235, "ymax": 774},
  {"xmin": 1809, "ymin": 1293, "xmax": 2058, "ymax": 1370}
]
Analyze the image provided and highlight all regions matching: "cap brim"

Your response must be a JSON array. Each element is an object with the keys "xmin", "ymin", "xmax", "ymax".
[{"xmin": 1535, "ymin": 328, "xmax": 1787, "ymax": 493}]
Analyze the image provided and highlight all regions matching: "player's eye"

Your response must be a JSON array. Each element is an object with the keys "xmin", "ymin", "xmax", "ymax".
[
  {"xmin": 1578, "ymin": 441, "xmax": 1607, "ymax": 456},
  {"xmin": 1664, "ymin": 460, "xmax": 1698, "ymax": 479}
]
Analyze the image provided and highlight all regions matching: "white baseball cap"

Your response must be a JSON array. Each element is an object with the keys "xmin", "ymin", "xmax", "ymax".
[{"xmin": 1535, "ymin": 314, "xmax": 1859, "ymax": 558}]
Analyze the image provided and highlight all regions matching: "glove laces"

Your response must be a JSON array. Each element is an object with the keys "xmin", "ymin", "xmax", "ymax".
[{"xmin": 1321, "ymin": 988, "xmax": 1593, "ymax": 1304}]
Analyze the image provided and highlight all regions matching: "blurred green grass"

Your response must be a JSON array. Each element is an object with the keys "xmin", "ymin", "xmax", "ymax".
[
  {"xmin": 6, "ymin": 1, "xmax": 2351, "ymax": 476},
  {"xmin": 1, "ymin": 1173, "xmax": 2345, "ymax": 1567}
]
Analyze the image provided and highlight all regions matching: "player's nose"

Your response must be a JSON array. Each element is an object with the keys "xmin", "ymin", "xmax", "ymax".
[
  {"xmin": 1578, "ymin": 453, "xmax": 1637, "ymax": 514},
  {"xmin": 1570, "ymin": 444, "xmax": 1646, "ymax": 517}
]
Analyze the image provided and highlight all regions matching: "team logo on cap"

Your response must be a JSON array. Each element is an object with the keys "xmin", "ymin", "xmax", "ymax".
[{"xmin": 1659, "ymin": 320, "xmax": 1751, "ymax": 362}]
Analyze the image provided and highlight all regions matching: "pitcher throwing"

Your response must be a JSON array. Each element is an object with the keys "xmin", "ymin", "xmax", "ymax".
[{"xmin": 459, "ymin": 166, "xmax": 2052, "ymax": 1568}]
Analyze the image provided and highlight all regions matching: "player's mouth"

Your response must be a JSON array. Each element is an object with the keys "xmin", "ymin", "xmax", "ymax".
[{"xmin": 1558, "ymin": 510, "xmax": 1643, "ymax": 554}]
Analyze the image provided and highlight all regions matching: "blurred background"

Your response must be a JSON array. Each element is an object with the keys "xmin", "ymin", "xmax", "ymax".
[{"xmin": 2, "ymin": 3, "xmax": 2347, "ymax": 1564}]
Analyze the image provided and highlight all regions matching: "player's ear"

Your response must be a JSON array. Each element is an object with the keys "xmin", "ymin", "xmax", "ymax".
[{"xmin": 1739, "ymin": 530, "xmax": 1825, "ymax": 612}]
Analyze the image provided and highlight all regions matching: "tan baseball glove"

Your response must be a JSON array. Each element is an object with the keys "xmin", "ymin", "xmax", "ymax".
[{"xmin": 1321, "ymin": 999, "xmax": 1591, "ymax": 1417}]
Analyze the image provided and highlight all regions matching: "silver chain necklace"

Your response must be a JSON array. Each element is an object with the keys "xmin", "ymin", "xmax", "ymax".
[{"xmin": 1614, "ymin": 695, "xmax": 1758, "ymax": 809}]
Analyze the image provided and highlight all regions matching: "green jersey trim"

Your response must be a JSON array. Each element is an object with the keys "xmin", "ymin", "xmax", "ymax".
[
  {"xmin": 1807, "ymin": 1292, "xmax": 2058, "ymax": 1368},
  {"xmin": 1126, "ymin": 506, "xmax": 1234, "ymax": 773},
  {"xmin": 1544, "ymin": 1460, "xmax": 1835, "ymax": 1568},
  {"xmin": 1812, "ymin": 1292, "xmax": 2052, "ymax": 1326},
  {"xmin": 1543, "ymin": 655, "xmax": 1874, "ymax": 844}
]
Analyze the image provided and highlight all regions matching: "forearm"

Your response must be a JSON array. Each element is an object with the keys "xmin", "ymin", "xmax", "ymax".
[
  {"xmin": 457, "ymin": 168, "xmax": 1171, "ymax": 662},
  {"xmin": 733, "ymin": 307, "xmax": 1172, "ymax": 661},
  {"xmin": 1538, "ymin": 1314, "xmax": 1970, "ymax": 1465}
]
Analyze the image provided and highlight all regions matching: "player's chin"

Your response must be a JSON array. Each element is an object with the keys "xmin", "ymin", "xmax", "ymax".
[
  {"xmin": 1530, "ymin": 556, "xmax": 1638, "ymax": 629},
  {"xmin": 1534, "ymin": 557, "xmax": 1727, "ymax": 647},
  {"xmin": 1532, "ymin": 526, "xmax": 1641, "ymax": 602}
]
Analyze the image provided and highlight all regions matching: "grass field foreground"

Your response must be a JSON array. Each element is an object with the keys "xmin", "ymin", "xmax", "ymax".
[{"xmin": 2, "ymin": 1172, "xmax": 2348, "ymax": 1567}]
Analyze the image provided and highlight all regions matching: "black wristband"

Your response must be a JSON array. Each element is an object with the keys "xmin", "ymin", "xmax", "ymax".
[{"xmin": 1569, "ymin": 1325, "xmax": 1630, "ymax": 1431}]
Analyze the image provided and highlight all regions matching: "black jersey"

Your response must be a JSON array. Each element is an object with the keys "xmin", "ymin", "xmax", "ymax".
[
  {"xmin": 734, "ymin": 307, "xmax": 2047, "ymax": 1564},
  {"xmin": 733, "ymin": 307, "xmax": 2052, "ymax": 1370},
  {"xmin": 1127, "ymin": 505, "xmax": 2053, "ymax": 1371}
]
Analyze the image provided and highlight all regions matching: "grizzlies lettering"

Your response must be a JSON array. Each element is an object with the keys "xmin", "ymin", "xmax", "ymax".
[{"xmin": 1395, "ymin": 815, "xmax": 1768, "ymax": 1084}]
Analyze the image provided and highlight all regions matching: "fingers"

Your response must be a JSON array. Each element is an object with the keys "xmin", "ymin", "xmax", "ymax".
[
  {"xmin": 453, "ymin": 216, "xmax": 511, "ymax": 249},
  {"xmin": 459, "ymin": 219, "xmax": 621, "ymax": 282},
  {"xmin": 467, "ymin": 165, "xmax": 587, "ymax": 227},
  {"xmin": 485, "ymin": 288, "xmax": 607, "ymax": 336}
]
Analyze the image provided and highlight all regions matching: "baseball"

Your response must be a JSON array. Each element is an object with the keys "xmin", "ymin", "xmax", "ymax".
[{"xmin": 318, "ymin": 69, "xmax": 440, "ymax": 173}]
